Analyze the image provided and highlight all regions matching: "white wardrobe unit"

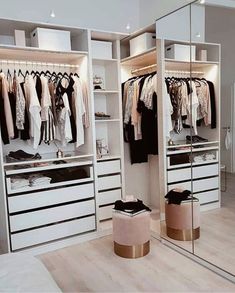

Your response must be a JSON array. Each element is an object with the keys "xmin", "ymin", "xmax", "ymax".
[
  {"xmin": 120, "ymin": 24, "xmax": 160, "ymax": 210},
  {"xmin": 0, "ymin": 18, "xmax": 126, "ymax": 253},
  {"xmin": 157, "ymin": 38, "xmax": 221, "ymax": 215},
  {"xmin": 89, "ymin": 31, "xmax": 125, "ymax": 224}
]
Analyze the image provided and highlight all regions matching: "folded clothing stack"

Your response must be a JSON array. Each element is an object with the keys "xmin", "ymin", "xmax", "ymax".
[
  {"xmin": 205, "ymin": 153, "xmax": 216, "ymax": 161},
  {"xmin": 191, "ymin": 152, "xmax": 216, "ymax": 163},
  {"xmin": 11, "ymin": 177, "xmax": 30, "ymax": 190},
  {"xmin": 6, "ymin": 150, "xmax": 41, "ymax": 162},
  {"xmin": 29, "ymin": 175, "xmax": 52, "ymax": 187},
  {"xmin": 165, "ymin": 189, "xmax": 199, "ymax": 205},
  {"xmin": 193, "ymin": 155, "xmax": 204, "ymax": 163},
  {"xmin": 113, "ymin": 199, "xmax": 151, "ymax": 217}
]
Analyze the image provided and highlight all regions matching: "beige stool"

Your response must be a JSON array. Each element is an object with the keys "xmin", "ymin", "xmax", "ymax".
[
  {"xmin": 165, "ymin": 200, "xmax": 200, "ymax": 241},
  {"xmin": 112, "ymin": 211, "xmax": 150, "ymax": 258}
]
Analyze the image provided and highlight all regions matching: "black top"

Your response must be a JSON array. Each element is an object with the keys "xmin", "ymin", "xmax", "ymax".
[{"xmin": 56, "ymin": 78, "xmax": 76, "ymax": 143}]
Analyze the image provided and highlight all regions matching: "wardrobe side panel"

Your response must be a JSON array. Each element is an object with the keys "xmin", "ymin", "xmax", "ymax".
[{"xmin": 0, "ymin": 139, "xmax": 10, "ymax": 253}]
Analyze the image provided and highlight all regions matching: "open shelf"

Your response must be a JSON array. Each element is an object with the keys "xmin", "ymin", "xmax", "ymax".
[
  {"xmin": 167, "ymin": 146, "xmax": 219, "ymax": 156},
  {"xmin": 3, "ymin": 152, "xmax": 94, "ymax": 167},
  {"xmin": 93, "ymin": 90, "xmax": 119, "ymax": 95},
  {"xmin": 0, "ymin": 45, "xmax": 87, "ymax": 63},
  {"xmin": 165, "ymin": 59, "xmax": 219, "ymax": 71},
  {"xmin": 92, "ymin": 58, "xmax": 118, "ymax": 66},
  {"xmin": 5, "ymin": 159, "xmax": 93, "ymax": 176},
  {"xmin": 95, "ymin": 119, "xmax": 120, "ymax": 123},
  {"xmin": 167, "ymin": 140, "xmax": 219, "ymax": 149},
  {"xmin": 121, "ymin": 47, "xmax": 156, "ymax": 67},
  {"xmin": 97, "ymin": 155, "xmax": 121, "ymax": 162},
  {"xmin": 167, "ymin": 160, "xmax": 219, "ymax": 170}
]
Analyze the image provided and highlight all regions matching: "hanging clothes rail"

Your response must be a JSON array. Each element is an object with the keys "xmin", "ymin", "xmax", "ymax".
[
  {"xmin": 0, "ymin": 59, "xmax": 79, "ymax": 68},
  {"xmin": 165, "ymin": 70, "xmax": 204, "ymax": 75},
  {"xmin": 131, "ymin": 64, "xmax": 156, "ymax": 75}
]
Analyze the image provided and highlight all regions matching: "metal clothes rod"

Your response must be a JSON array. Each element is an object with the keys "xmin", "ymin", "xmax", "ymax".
[
  {"xmin": 131, "ymin": 64, "xmax": 156, "ymax": 74},
  {"xmin": 165, "ymin": 70, "xmax": 204, "ymax": 75},
  {"xmin": 0, "ymin": 59, "xmax": 79, "ymax": 68}
]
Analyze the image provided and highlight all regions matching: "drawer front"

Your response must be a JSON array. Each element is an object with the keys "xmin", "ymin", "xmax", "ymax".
[
  {"xmin": 98, "ymin": 189, "xmax": 122, "ymax": 206},
  {"xmin": 168, "ymin": 177, "xmax": 219, "ymax": 193},
  {"xmin": 193, "ymin": 177, "xmax": 219, "ymax": 193},
  {"xmin": 98, "ymin": 175, "xmax": 121, "ymax": 191},
  {"xmin": 10, "ymin": 200, "xmax": 95, "ymax": 232},
  {"xmin": 196, "ymin": 190, "xmax": 219, "ymax": 205},
  {"xmin": 168, "ymin": 164, "xmax": 219, "ymax": 183},
  {"xmin": 99, "ymin": 205, "xmax": 114, "ymax": 221},
  {"xmin": 97, "ymin": 160, "xmax": 121, "ymax": 176},
  {"xmin": 193, "ymin": 164, "xmax": 219, "ymax": 179},
  {"xmin": 168, "ymin": 168, "xmax": 191, "ymax": 183},
  {"xmin": 8, "ymin": 183, "xmax": 94, "ymax": 213},
  {"xmin": 11, "ymin": 216, "xmax": 96, "ymax": 251}
]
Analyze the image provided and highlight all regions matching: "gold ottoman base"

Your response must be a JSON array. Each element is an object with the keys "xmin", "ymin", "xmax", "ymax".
[
  {"xmin": 166, "ymin": 227, "xmax": 200, "ymax": 241},
  {"xmin": 114, "ymin": 241, "xmax": 150, "ymax": 258}
]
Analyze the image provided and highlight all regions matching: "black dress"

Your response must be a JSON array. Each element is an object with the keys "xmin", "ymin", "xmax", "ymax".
[{"xmin": 0, "ymin": 80, "xmax": 10, "ymax": 144}]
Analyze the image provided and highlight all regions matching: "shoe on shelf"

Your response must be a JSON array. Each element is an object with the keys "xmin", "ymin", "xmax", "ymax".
[
  {"xmin": 95, "ymin": 112, "xmax": 111, "ymax": 119},
  {"xmin": 186, "ymin": 135, "xmax": 208, "ymax": 144}
]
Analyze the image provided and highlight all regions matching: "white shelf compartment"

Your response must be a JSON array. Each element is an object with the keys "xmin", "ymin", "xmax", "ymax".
[
  {"xmin": 5, "ymin": 159, "xmax": 93, "ymax": 176},
  {"xmin": 6, "ymin": 167, "xmax": 94, "ymax": 195},
  {"xmin": 94, "ymin": 91, "xmax": 120, "ymax": 121},
  {"xmin": 92, "ymin": 58, "xmax": 119, "ymax": 91},
  {"xmin": 164, "ymin": 39, "xmax": 221, "ymax": 63}
]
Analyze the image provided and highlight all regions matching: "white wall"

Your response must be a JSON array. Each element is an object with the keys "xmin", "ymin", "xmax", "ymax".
[
  {"xmin": 0, "ymin": 0, "xmax": 140, "ymax": 33},
  {"xmin": 139, "ymin": 0, "xmax": 194, "ymax": 28},
  {"xmin": 156, "ymin": 4, "xmax": 205, "ymax": 42},
  {"xmin": 205, "ymin": 6, "xmax": 235, "ymax": 172}
]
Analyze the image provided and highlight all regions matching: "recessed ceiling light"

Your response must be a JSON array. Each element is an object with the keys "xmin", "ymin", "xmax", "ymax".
[
  {"xmin": 50, "ymin": 10, "xmax": 56, "ymax": 18},
  {"xmin": 196, "ymin": 32, "xmax": 201, "ymax": 38},
  {"xmin": 200, "ymin": 0, "xmax": 205, "ymax": 4},
  {"xmin": 126, "ymin": 23, "xmax": 130, "ymax": 31}
]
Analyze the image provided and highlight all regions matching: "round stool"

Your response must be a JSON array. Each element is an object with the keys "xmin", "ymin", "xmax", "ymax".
[
  {"xmin": 165, "ymin": 200, "xmax": 200, "ymax": 241},
  {"xmin": 112, "ymin": 211, "xmax": 150, "ymax": 258}
]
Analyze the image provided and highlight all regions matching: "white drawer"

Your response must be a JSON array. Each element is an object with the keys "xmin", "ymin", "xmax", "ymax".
[
  {"xmin": 196, "ymin": 190, "xmax": 219, "ymax": 205},
  {"xmin": 98, "ymin": 175, "xmax": 121, "ymax": 191},
  {"xmin": 98, "ymin": 189, "xmax": 121, "ymax": 206},
  {"xmin": 168, "ymin": 177, "xmax": 219, "ymax": 193},
  {"xmin": 10, "ymin": 200, "xmax": 95, "ymax": 232},
  {"xmin": 99, "ymin": 205, "xmax": 114, "ymax": 221},
  {"xmin": 168, "ymin": 164, "xmax": 219, "ymax": 183},
  {"xmin": 168, "ymin": 168, "xmax": 191, "ymax": 183},
  {"xmin": 97, "ymin": 160, "xmax": 121, "ymax": 176},
  {"xmin": 11, "ymin": 216, "xmax": 96, "ymax": 251},
  {"xmin": 8, "ymin": 183, "xmax": 94, "ymax": 213},
  {"xmin": 193, "ymin": 164, "xmax": 219, "ymax": 179}
]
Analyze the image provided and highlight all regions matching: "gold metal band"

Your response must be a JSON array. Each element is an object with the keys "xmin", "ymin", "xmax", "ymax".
[
  {"xmin": 166, "ymin": 226, "xmax": 200, "ymax": 241},
  {"xmin": 114, "ymin": 241, "xmax": 150, "ymax": 258}
]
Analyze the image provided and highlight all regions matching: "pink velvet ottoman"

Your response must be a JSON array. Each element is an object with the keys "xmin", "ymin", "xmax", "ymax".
[
  {"xmin": 165, "ymin": 200, "xmax": 200, "ymax": 241},
  {"xmin": 112, "ymin": 211, "xmax": 150, "ymax": 258}
]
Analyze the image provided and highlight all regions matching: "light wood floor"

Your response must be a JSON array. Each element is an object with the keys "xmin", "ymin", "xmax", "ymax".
[{"xmin": 39, "ymin": 236, "xmax": 235, "ymax": 292}]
